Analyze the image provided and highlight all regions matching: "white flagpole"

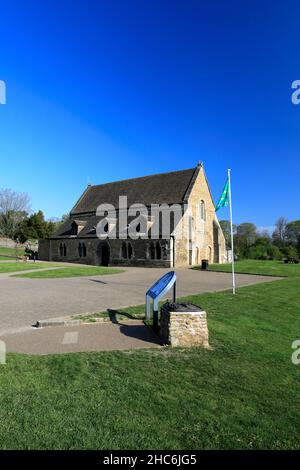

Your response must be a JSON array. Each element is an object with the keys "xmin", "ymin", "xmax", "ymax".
[{"xmin": 228, "ymin": 169, "xmax": 236, "ymax": 295}]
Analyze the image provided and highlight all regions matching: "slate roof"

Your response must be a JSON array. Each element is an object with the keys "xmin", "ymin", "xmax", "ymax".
[{"xmin": 71, "ymin": 167, "xmax": 197, "ymax": 214}]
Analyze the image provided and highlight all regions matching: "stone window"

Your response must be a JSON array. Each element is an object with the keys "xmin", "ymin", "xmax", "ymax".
[
  {"xmin": 63, "ymin": 243, "xmax": 67, "ymax": 257},
  {"xmin": 78, "ymin": 242, "xmax": 87, "ymax": 257},
  {"xmin": 128, "ymin": 242, "xmax": 133, "ymax": 259},
  {"xmin": 121, "ymin": 242, "xmax": 133, "ymax": 260},
  {"xmin": 149, "ymin": 242, "xmax": 155, "ymax": 260},
  {"xmin": 82, "ymin": 243, "xmax": 87, "ymax": 257},
  {"xmin": 121, "ymin": 242, "xmax": 127, "ymax": 259},
  {"xmin": 59, "ymin": 243, "xmax": 63, "ymax": 257},
  {"xmin": 200, "ymin": 200, "xmax": 206, "ymax": 221},
  {"xmin": 156, "ymin": 242, "xmax": 162, "ymax": 260}
]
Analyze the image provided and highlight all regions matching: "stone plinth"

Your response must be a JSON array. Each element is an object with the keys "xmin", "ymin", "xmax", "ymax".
[{"xmin": 159, "ymin": 302, "xmax": 209, "ymax": 348}]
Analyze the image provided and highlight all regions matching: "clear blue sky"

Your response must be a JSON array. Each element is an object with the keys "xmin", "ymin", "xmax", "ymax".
[{"xmin": 0, "ymin": 0, "xmax": 299, "ymax": 230}]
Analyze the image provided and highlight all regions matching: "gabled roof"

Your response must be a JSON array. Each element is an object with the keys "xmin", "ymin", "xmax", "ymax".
[{"xmin": 71, "ymin": 167, "xmax": 197, "ymax": 214}]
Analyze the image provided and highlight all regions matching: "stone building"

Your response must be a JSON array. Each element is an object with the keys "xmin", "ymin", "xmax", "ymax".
[{"xmin": 39, "ymin": 162, "xmax": 226, "ymax": 267}]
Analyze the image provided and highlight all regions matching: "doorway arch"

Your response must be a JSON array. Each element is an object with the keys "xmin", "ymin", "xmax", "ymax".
[{"xmin": 97, "ymin": 241, "xmax": 110, "ymax": 266}]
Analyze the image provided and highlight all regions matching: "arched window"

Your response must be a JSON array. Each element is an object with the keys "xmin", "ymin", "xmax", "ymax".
[
  {"xmin": 149, "ymin": 242, "xmax": 155, "ymax": 260},
  {"xmin": 78, "ymin": 243, "xmax": 82, "ymax": 258},
  {"xmin": 82, "ymin": 243, "xmax": 87, "ymax": 257},
  {"xmin": 63, "ymin": 243, "xmax": 67, "ymax": 257},
  {"xmin": 200, "ymin": 200, "xmax": 206, "ymax": 221},
  {"xmin": 59, "ymin": 243, "xmax": 63, "ymax": 257},
  {"xmin": 128, "ymin": 242, "xmax": 133, "ymax": 260},
  {"xmin": 156, "ymin": 242, "xmax": 162, "ymax": 260},
  {"xmin": 121, "ymin": 242, "xmax": 127, "ymax": 259}
]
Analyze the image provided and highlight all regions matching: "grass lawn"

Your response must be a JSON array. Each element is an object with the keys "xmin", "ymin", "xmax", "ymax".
[
  {"xmin": 14, "ymin": 265, "xmax": 125, "ymax": 278},
  {"xmin": 1, "ymin": 262, "xmax": 300, "ymax": 449},
  {"xmin": 0, "ymin": 262, "xmax": 60, "ymax": 274},
  {"xmin": 199, "ymin": 259, "xmax": 300, "ymax": 277},
  {"xmin": 0, "ymin": 246, "xmax": 25, "ymax": 260}
]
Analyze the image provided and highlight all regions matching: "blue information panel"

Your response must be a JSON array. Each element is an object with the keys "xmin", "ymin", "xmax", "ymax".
[
  {"xmin": 146, "ymin": 271, "xmax": 176, "ymax": 328},
  {"xmin": 147, "ymin": 271, "xmax": 176, "ymax": 299}
]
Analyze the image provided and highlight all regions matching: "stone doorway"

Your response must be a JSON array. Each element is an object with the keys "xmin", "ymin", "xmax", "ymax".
[{"xmin": 97, "ymin": 241, "xmax": 110, "ymax": 266}]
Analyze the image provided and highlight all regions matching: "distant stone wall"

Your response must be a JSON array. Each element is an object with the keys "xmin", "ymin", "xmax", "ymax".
[
  {"xmin": 160, "ymin": 303, "xmax": 209, "ymax": 348},
  {"xmin": 38, "ymin": 239, "xmax": 50, "ymax": 261}
]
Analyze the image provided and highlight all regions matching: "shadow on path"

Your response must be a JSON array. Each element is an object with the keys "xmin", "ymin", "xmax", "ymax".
[{"xmin": 107, "ymin": 309, "xmax": 162, "ymax": 345}]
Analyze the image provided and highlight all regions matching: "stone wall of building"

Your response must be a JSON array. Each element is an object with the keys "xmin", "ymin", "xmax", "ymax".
[
  {"xmin": 38, "ymin": 239, "xmax": 50, "ymax": 261},
  {"xmin": 46, "ymin": 237, "xmax": 171, "ymax": 267},
  {"xmin": 159, "ymin": 302, "xmax": 209, "ymax": 348},
  {"xmin": 174, "ymin": 165, "xmax": 226, "ymax": 266}
]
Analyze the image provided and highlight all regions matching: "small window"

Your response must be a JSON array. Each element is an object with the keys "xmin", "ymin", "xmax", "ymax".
[
  {"xmin": 63, "ymin": 243, "xmax": 67, "ymax": 257},
  {"xmin": 156, "ymin": 242, "xmax": 162, "ymax": 260},
  {"xmin": 78, "ymin": 243, "xmax": 82, "ymax": 258},
  {"xmin": 59, "ymin": 243, "xmax": 63, "ymax": 257},
  {"xmin": 82, "ymin": 243, "xmax": 87, "ymax": 257},
  {"xmin": 200, "ymin": 201, "xmax": 206, "ymax": 221},
  {"xmin": 149, "ymin": 242, "xmax": 155, "ymax": 260},
  {"xmin": 121, "ymin": 242, "xmax": 127, "ymax": 259},
  {"xmin": 128, "ymin": 243, "xmax": 133, "ymax": 260}
]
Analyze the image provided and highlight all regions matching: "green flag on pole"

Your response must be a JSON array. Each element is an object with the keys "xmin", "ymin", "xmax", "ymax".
[{"xmin": 215, "ymin": 178, "xmax": 229, "ymax": 211}]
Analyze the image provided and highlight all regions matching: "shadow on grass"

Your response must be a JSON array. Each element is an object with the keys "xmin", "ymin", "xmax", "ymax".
[{"xmin": 107, "ymin": 308, "xmax": 136, "ymax": 322}]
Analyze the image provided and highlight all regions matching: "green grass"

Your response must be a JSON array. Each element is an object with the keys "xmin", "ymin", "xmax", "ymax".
[
  {"xmin": 0, "ymin": 246, "xmax": 25, "ymax": 260},
  {"xmin": 196, "ymin": 259, "xmax": 300, "ymax": 278},
  {"xmin": 14, "ymin": 266, "xmax": 125, "ymax": 278},
  {"xmin": 1, "ymin": 269, "xmax": 300, "ymax": 449},
  {"xmin": 0, "ymin": 262, "xmax": 60, "ymax": 273}
]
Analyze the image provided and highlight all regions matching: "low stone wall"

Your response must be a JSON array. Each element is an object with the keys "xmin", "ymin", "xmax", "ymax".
[{"xmin": 160, "ymin": 302, "xmax": 209, "ymax": 348}]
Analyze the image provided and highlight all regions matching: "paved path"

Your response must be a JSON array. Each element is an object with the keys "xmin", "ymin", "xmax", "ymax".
[
  {"xmin": 0, "ymin": 266, "xmax": 279, "ymax": 336},
  {"xmin": 1, "ymin": 321, "xmax": 163, "ymax": 355}
]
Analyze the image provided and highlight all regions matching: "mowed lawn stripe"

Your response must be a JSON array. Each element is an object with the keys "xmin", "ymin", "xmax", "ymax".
[
  {"xmin": 14, "ymin": 266, "xmax": 125, "ymax": 278},
  {"xmin": 0, "ymin": 262, "xmax": 61, "ymax": 274}
]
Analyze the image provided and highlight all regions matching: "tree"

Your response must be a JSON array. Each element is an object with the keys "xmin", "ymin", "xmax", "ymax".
[
  {"xmin": 236, "ymin": 223, "xmax": 257, "ymax": 246},
  {"xmin": 233, "ymin": 222, "xmax": 257, "ymax": 258},
  {"xmin": 219, "ymin": 220, "xmax": 236, "ymax": 249},
  {"xmin": 272, "ymin": 217, "xmax": 287, "ymax": 246},
  {"xmin": 286, "ymin": 220, "xmax": 300, "ymax": 256},
  {"xmin": 0, "ymin": 189, "xmax": 30, "ymax": 239},
  {"xmin": 16, "ymin": 210, "xmax": 57, "ymax": 242}
]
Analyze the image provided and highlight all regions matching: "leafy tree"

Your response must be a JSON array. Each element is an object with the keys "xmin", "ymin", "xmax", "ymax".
[
  {"xmin": 236, "ymin": 223, "xmax": 257, "ymax": 246},
  {"xmin": 16, "ymin": 211, "xmax": 57, "ymax": 242},
  {"xmin": 219, "ymin": 220, "xmax": 236, "ymax": 249},
  {"xmin": 233, "ymin": 222, "xmax": 258, "ymax": 258},
  {"xmin": 0, "ymin": 189, "xmax": 30, "ymax": 239},
  {"xmin": 286, "ymin": 220, "xmax": 300, "ymax": 255},
  {"xmin": 272, "ymin": 217, "xmax": 287, "ymax": 247}
]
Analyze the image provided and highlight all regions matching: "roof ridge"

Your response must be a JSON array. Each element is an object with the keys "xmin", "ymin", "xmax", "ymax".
[{"xmin": 90, "ymin": 166, "xmax": 197, "ymax": 189}]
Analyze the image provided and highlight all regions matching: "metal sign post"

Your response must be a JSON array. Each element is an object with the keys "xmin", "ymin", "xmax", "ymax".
[{"xmin": 146, "ymin": 271, "xmax": 177, "ymax": 331}]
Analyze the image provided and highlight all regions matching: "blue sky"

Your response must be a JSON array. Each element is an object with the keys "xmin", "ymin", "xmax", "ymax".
[{"xmin": 0, "ymin": 0, "xmax": 299, "ymax": 229}]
